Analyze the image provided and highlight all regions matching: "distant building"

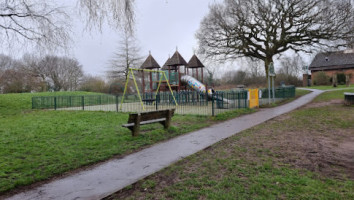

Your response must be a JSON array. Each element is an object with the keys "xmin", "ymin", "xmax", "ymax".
[{"xmin": 309, "ymin": 49, "xmax": 354, "ymax": 84}]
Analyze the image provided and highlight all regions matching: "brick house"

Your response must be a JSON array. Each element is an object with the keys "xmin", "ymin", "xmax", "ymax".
[{"xmin": 309, "ymin": 49, "xmax": 354, "ymax": 84}]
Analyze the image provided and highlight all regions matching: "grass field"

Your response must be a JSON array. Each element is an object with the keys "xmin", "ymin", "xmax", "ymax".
[
  {"xmin": 107, "ymin": 89, "xmax": 354, "ymax": 199},
  {"xmin": 0, "ymin": 92, "xmax": 256, "ymax": 194}
]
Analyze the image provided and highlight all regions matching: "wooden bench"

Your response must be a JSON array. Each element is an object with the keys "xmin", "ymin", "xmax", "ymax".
[
  {"xmin": 122, "ymin": 109, "xmax": 175, "ymax": 136},
  {"xmin": 344, "ymin": 92, "xmax": 354, "ymax": 106}
]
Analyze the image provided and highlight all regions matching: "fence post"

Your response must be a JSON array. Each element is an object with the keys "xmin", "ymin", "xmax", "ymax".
[
  {"xmin": 156, "ymin": 93, "xmax": 159, "ymax": 110},
  {"xmin": 212, "ymin": 94, "xmax": 215, "ymax": 116},
  {"xmin": 116, "ymin": 95, "xmax": 119, "ymax": 112},
  {"xmin": 82, "ymin": 96, "xmax": 84, "ymax": 110},
  {"xmin": 54, "ymin": 97, "xmax": 57, "ymax": 110},
  {"xmin": 244, "ymin": 91, "xmax": 248, "ymax": 108}
]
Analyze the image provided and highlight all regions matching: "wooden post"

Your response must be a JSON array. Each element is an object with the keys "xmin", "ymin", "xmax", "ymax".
[
  {"xmin": 150, "ymin": 72, "xmax": 153, "ymax": 92},
  {"xmin": 196, "ymin": 68, "xmax": 199, "ymax": 81},
  {"xmin": 164, "ymin": 109, "xmax": 173, "ymax": 129},
  {"xmin": 168, "ymin": 67, "xmax": 171, "ymax": 85},
  {"xmin": 201, "ymin": 68, "xmax": 204, "ymax": 83},
  {"xmin": 178, "ymin": 66, "xmax": 181, "ymax": 91},
  {"xmin": 142, "ymin": 71, "xmax": 145, "ymax": 95},
  {"xmin": 132, "ymin": 114, "xmax": 141, "ymax": 136},
  {"xmin": 332, "ymin": 74, "xmax": 337, "ymax": 87}
]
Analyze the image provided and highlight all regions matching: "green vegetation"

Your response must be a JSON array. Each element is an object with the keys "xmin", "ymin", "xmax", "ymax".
[
  {"xmin": 295, "ymin": 88, "xmax": 312, "ymax": 96},
  {"xmin": 0, "ymin": 91, "xmax": 100, "ymax": 115},
  {"xmin": 306, "ymin": 84, "xmax": 354, "ymax": 90},
  {"xmin": 313, "ymin": 71, "xmax": 330, "ymax": 86},
  {"xmin": 314, "ymin": 89, "xmax": 354, "ymax": 102},
  {"xmin": 108, "ymin": 92, "xmax": 354, "ymax": 200},
  {"xmin": 0, "ymin": 92, "xmax": 255, "ymax": 194}
]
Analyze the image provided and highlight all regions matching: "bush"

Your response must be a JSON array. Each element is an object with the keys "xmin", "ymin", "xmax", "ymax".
[
  {"xmin": 337, "ymin": 73, "xmax": 346, "ymax": 85},
  {"xmin": 313, "ymin": 71, "xmax": 330, "ymax": 86},
  {"xmin": 274, "ymin": 73, "xmax": 302, "ymax": 87}
]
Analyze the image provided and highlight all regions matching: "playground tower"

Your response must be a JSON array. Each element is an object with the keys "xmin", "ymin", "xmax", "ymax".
[
  {"xmin": 139, "ymin": 50, "xmax": 207, "ymax": 94},
  {"xmin": 187, "ymin": 54, "xmax": 205, "ymax": 84},
  {"xmin": 140, "ymin": 52, "xmax": 161, "ymax": 94},
  {"xmin": 164, "ymin": 50, "xmax": 188, "ymax": 91}
]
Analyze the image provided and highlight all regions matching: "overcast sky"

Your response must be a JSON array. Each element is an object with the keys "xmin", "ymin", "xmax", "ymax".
[{"xmin": 69, "ymin": 0, "xmax": 222, "ymax": 76}]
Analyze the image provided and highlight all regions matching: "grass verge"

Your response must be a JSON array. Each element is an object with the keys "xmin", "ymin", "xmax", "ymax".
[{"xmin": 314, "ymin": 88, "xmax": 354, "ymax": 102}]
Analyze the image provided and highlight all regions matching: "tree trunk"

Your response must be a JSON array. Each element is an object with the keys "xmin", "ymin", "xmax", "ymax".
[
  {"xmin": 264, "ymin": 56, "xmax": 273, "ymax": 77},
  {"xmin": 265, "ymin": 56, "xmax": 275, "ymax": 90}
]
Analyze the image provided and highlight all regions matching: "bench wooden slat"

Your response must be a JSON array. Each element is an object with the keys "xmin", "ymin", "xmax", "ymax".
[
  {"xmin": 122, "ymin": 118, "xmax": 166, "ymax": 127},
  {"xmin": 122, "ymin": 109, "xmax": 175, "ymax": 136}
]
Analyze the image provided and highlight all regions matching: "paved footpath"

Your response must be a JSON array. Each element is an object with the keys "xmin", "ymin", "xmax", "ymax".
[{"xmin": 6, "ymin": 89, "xmax": 323, "ymax": 200}]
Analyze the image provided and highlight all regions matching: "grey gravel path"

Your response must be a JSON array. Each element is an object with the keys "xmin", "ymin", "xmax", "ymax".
[{"xmin": 6, "ymin": 89, "xmax": 323, "ymax": 200}]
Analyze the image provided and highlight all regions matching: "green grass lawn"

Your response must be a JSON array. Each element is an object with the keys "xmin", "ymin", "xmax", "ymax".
[
  {"xmin": 0, "ymin": 91, "xmax": 255, "ymax": 194},
  {"xmin": 314, "ymin": 88, "xmax": 354, "ymax": 102},
  {"xmin": 304, "ymin": 84, "xmax": 354, "ymax": 90},
  {"xmin": 106, "ymin": 89, "xmax": 354, "ymax": 200},
  {"xmin": 295, "ymin": 88, "xmax": 312, "ymax": 96}
]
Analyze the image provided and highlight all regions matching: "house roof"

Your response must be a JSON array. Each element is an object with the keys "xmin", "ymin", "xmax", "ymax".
[
  {"xmin": 309, "ymin": 49, "xmax": 354, "ymax": 71},
  {"xmin": 140, "ymin": 53, "xmax": 160, "ymax": 69},
  {"xmin": 187, "ymin": 54, "xmax": 205, "ymax": 68},
  {"xmin": 166, "ymin": 50, "xmax": 187, "ymax": 66}
]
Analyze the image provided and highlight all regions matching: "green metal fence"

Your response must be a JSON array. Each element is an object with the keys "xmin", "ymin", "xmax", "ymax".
[
  {"xmin": 31, "ymin": 86, "xmax": 296, "ymax": 115},
  {"xmin": 32, "ymin": 95, "xmax": 118, "ymax": 110},
  {"xmin": 259, "ymin": 86, "xmax": 295, "ymax": 99}
]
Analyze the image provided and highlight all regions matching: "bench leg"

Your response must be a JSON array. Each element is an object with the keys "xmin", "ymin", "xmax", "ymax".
[
  {"xmin": 132, "ymin": 114, "xmax": 141, "ymax": 136},
  {"xmin": 163, "ymin": 109, "xmax": 173, "ymax": 129}
]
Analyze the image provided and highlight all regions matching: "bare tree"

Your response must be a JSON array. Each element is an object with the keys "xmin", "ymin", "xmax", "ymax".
[
  {"xmin": 61, "ymin": 58, "xmax": 84, "ymax": 91},
  {"xmin": 79, "ymin": 75, "xmax": 108, "ymax": 93},
  {"xmin": 0, "ymin": 0, "xmax": 71, "ymax": 53},
  {"xmin": 1, "ymin": 0, "xmax": 136, "ymax": 53},
  {"xmin": 38, "ymin": 55, "xmax": 83, "ymax": 91},
  {"xmin": 78, "ymin": 0, "xmax": 135, "ymax": 33},
  {"xmin": 278, "ymin": 55, "xmax": 304, "ymax": 77},
  {"xmin": 0, "ymin": 55, "xmax": 42, "ymax": 93},
  {"xmin": 241, "ymin": 58, "xmax": 264, "ymax": 78},
  {"xmin": 197, "ymin": 0, "xmax": 354, "ymax": 75},
  {"xmin": 107, "ymin": 28, "xmax": 142, "ymax": 80}
]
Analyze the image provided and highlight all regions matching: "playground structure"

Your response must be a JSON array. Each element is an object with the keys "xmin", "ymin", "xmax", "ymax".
[
  {"xmin": 119, "ymin": 50, "xmax": 230, "ymax": 110},
  {"xmin": 120, "ymin": 50, "xmax": 259, "ymax": 111},
  {"xmin": 116, "ymin": 50, "xmax": 296, "ymax": 113},
  {"xmin": 140, "ymin": 50, "xmax": 208, "ymax": 96}
]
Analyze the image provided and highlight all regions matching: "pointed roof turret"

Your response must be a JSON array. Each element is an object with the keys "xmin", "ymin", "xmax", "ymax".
[
  {"xmin": 166, "ymin": 50, "xmax": 187, "ymax": 66},
  {"xmin": 140, "ymin": 51, "xmax": 160, "ymax": 69},
  {"xmin": 162, "ymin": 57, "xmax": 171, "ymax": 70},
  {"xmin": 187, "ymin": 54, "xmax": 205, "ymax": 68}
]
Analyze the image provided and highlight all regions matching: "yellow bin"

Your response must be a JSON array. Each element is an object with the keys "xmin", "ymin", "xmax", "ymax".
[{"xmin": 248, "ymin": 89, "xmax": 259, "ymax": 108}]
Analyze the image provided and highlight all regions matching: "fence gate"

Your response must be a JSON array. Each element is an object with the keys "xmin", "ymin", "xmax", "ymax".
[{"xmin": 248, "ymin": 89, "xmax": 259, "ymax": 108}]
